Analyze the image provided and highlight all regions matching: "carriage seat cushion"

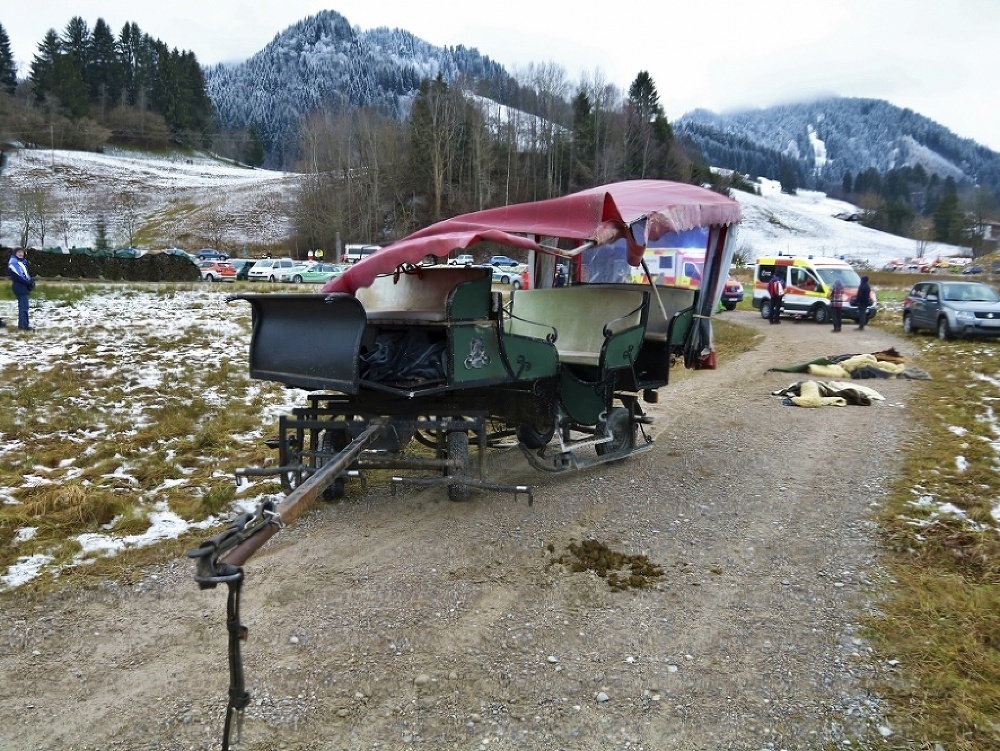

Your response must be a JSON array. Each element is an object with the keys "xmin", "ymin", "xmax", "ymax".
[
  {"xmin": 355, "ymin": 267, "xmax": 489, "ymax": 323},
  {"xmin": 507, "ymin": 287, "xmax": 646, "ymax": 367}
]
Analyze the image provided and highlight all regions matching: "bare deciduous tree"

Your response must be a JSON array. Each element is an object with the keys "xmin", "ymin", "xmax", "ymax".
[
  {"xmin": 115, "ymin": 190, "xmax": 142, "ymax": 247},
  {"xmin": 14, "ymin": 186, "xmax": 55, "ymax": 247}
]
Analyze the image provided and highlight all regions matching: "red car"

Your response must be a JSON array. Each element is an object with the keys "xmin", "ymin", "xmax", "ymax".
[
  {"xmin": 199, "ymin": 260, "xmax": 237, "ymax": 282},
  {"xmin": 721, "ymin": 275, "xmax": 744, "ymax": 310}
]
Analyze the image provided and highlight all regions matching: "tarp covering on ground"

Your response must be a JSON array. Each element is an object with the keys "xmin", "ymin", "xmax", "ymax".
[
  {"xmin": 771, "ymin": 380, "xmax": 887, "ymax": 407},
  {"xmin": 767, "ymin": 347, "xmax": 931, "ymax": 380}
]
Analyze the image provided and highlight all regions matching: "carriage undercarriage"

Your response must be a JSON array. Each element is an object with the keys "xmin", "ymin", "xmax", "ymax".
[{"xmin": 239, "ymin": 378, "xmax": 656, "ymax": 506}]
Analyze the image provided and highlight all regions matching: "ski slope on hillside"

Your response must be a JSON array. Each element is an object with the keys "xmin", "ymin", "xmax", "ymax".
[
  {"xmin": 732, "ymin": 178, "xmax": 964, "ymax": 267},
  {"xmin": 0, "ymin": 148, "xmax": 301, "ymax": 251}
]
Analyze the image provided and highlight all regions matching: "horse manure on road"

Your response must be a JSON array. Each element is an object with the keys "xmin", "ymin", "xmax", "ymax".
[{"xmin": 550, "ymin": 538, "xmax": 665, "ymax": 591}]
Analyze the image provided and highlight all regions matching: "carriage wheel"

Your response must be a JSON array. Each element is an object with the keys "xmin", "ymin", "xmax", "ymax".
[
  {"xmin": 516, "ymin": 422, "xmax": 554, "ymax": 449},
  {"xmin": 320, "ymin": 428, "xmax": 348, "ymax": 500},
  {"xmin": 595, "ymin": 407, "xmax": 635, "ymax": 458},
  {"xmin": 278, "ymin": 426, "xmax": 348, "ymax": 498},
  {"xmin": 447, "ymin": 430, "xmax": 470, "ymax": 502},
  {"xmin": 279, "ymin": 431, "xmax": 303, "ymax": 495}
]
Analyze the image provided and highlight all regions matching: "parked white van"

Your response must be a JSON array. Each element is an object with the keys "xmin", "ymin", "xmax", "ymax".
[
  {"xmin": 752, "ymin": 254, "xmax": 877, "ymax": 324},
  {"xmin": 343, "ymin": 244, "xmax": 381, "ymax": 264},
  {"xmin": 247, "ymin": 258, "xmax": 296, "ymax": 282}
]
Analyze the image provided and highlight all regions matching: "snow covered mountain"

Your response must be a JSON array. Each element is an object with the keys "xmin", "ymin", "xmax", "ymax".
[
  {"xmin": 678, "ymin": 98, "xmax": 1000, "ymax": 199},
  {"xmin": 204, "ymin": 10, "xmax": 508, "ymax": 168}
]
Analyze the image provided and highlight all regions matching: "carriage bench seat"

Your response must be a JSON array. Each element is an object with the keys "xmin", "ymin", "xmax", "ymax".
[
  {"xmin": 355, "ymin": 266, "xmax": 492, "ymax": 324},
  {"xmin": 506, "ymin": 287, "xmax": 648, "ymax": 368},
  {"xmin": 594, "ymin": 283, "xmax": 696, "ymax": 347}
]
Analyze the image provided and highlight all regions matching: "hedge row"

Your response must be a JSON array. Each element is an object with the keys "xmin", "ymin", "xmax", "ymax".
[{"xmin": 9, "ymin": 249, "xmax": 200, "ymax": 283}]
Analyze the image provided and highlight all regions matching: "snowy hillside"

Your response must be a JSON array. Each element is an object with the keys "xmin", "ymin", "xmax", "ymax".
[
  {"xmin": 0, "ymin": 147, "xmax": 302, "ymax": 253},
  {"xmin": 0, "ymin": 147, "xmax": 967, "ymax": 265},
  {"xmin": 732, "ymin": 178, "xmax": 965, "ymax": 267}
]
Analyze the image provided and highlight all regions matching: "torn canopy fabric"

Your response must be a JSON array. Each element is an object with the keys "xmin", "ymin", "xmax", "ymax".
[{"xmin": 323, "ymin": 180, "xmax": 742, "ymax": 296}]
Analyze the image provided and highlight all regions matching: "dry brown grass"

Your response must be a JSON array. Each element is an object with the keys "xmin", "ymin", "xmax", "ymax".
[{"xmin": 867, "ymin": 336, "xmax": 1000, "ymax": 750}]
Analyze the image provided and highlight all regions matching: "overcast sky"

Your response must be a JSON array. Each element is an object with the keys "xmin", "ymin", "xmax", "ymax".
[{"xmin": 4, "ymin": 1, "xmax": 999, "ymax": 151}]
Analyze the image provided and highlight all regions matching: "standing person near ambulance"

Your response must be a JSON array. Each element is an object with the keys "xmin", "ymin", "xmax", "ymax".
[
  {"xmin": 767, "ymin": 272, "xmax": 785, "ymax": 324},
  {"xmin": 855, "ymin": 275, "xmax": 872, "ymax": 330},
  {"xmin": 829, "ymin": 279, "xmax": 847, "ymax": 332},
  {"xmin": 7, "ymin": 247, "xmax": 35, "ymax": 331}
]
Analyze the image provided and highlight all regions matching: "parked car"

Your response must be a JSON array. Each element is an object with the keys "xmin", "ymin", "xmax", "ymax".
[
  {"xmin": 902, "ymin": 280, "xmax": 1000, "ymax": 340},
  {"xmin": 233, "ymin": 259, "xmax": 257, "ymax": 281},
  {"xmin": 228, "ymin": 258, "xmax": 250, "ymax": 274},
  {"xmin": 961, "ymin": 265, "xmax": 984, "ymax": 275},
  {"xmin": 451, "ymin": 254, "xmax": 475, "ymax": 265},
  {"xmin": 489, "ymin": 255, "xmax": 520, "ymax": 268},
  {"xmin": 195, "ymin": 248, "xmax": 229, "ymax": 261},
  {"xmin": 492, "ymin": 264, "xmax": 530, "ymax": 290},
  {"xmin": 161, "ymin": 247, "xmax": 199, "ymax": 265},
  {"xmin": 276, "ymin": 261, "xmax": 317, "ymax": 282},
  {"xmin": 199, "ymin": 260, "xmax": 237, "ymax": 282},
  {"xmin": 279, "ymin": 263, "xmax": 346, "ymax": 284},
  {"xmin": 247, "ymin": 258, "xmax": 296, "ymax": 281},
  {"xmin": 721, "ymin": 275, "xmax": 744, "ymax": 311}
]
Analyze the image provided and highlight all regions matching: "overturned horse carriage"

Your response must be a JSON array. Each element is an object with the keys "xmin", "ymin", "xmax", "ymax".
[{"xmin": 189, "ymin": 179, "xmax": 741, "ymax": 749}]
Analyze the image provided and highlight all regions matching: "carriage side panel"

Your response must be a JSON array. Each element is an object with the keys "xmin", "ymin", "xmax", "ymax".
[{"xmin": 238, "ymin": 293, "xmax": 367, "ymax": 393}]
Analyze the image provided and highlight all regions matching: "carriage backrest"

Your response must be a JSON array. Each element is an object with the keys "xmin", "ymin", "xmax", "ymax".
[
  {"xmin": 592, "ymin": 284, "xmax": 695, "ymax": 342},
  {"xmin": 506, "ymin": 286, "xmax": 648, "ymax": 367},
  {"xmin": 356, "ymin": 266, "xmax": 492, "ymax": 322}
]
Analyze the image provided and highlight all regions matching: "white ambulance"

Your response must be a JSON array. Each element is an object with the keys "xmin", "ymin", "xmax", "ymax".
[{"xmin": 752, "ymin": 254, "xmax": 877, "ymax": 324}]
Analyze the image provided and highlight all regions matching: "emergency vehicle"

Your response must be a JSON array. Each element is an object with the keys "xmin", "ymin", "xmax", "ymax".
[{"xmin": 752, "ymin": 254, "xmax": 877, "ymax": 324}]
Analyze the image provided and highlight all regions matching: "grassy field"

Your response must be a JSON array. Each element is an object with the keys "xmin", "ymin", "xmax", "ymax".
[
  {"xmin": 864, "ymin": 292, "xmax": 1000, "ymax": 751},
  {"xmin": 2, "ymin": 277, "xmax": 999, "ymax": 749}
]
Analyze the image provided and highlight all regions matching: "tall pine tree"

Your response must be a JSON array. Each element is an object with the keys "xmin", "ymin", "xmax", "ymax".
[
  {"xmin": 624, "ymin": 71, "xmax": 674, "ymax": 179},
  {"xmin": 29, "ymin": 30, "xmax": 61, "ymax": 106},
  {"xmin": 0, "ymin": 23, "xmax": 16, "ymax": 95},
  {"xmin": 88, "ymin": 18, "xmax": 123, "ymax": 114}
]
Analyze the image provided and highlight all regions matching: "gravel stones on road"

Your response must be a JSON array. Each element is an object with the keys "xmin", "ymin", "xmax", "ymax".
[{"xmin": 0, "ymin": 312, "xmax": 914, "ymax": 750}]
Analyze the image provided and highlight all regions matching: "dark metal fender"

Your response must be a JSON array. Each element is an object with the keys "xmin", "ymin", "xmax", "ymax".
[{"xmin": 232, "ymin": 293, "xmax": 367, "ymax": 392}]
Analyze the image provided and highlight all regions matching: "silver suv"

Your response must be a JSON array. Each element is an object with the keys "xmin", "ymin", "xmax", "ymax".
[{"xmin": 902, "ymin": 280, "xmax": 1000, "ymax": 340}]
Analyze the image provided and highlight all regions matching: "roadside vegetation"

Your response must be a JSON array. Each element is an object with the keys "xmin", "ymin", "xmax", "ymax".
[
  {"xmin": 865, "ymin": 283, "xmax": 1000, "ymax": 751},
  {"xmin": 0, "ymin": 283, "xmax": 290, "ymax": 592},
  {"xmin": 2, "ymin": 277, "xmax": 999, "ymax": 749}
]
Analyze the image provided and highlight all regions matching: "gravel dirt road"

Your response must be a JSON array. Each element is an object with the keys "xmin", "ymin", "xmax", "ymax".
[{"xmin": 0, "ymin": 310, "xmax": 915, "ymax": 751}]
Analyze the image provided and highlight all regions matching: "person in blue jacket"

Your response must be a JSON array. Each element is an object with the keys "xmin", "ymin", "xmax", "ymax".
[{"xmin": 7, "ymin": 247, "xmax": 35, "ymax": 330}]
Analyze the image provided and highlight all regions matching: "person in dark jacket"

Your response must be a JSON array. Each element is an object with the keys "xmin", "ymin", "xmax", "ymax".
[
  {"xmin": 855, "ymin": 275, "xmax": 872, "ymax": 330},
  {"xmin": 7, "ymin": 248, "xmax": 35, "ymax": 331}
]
